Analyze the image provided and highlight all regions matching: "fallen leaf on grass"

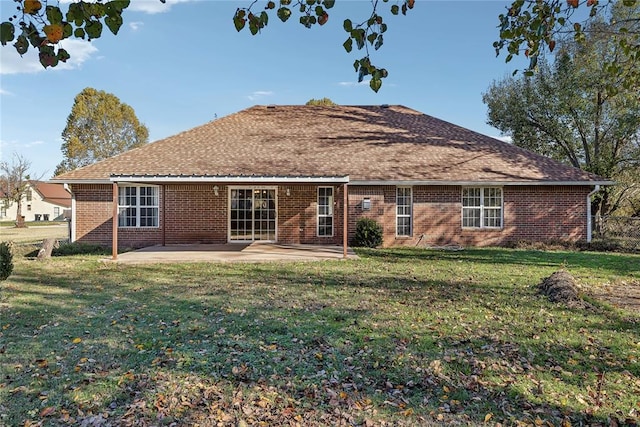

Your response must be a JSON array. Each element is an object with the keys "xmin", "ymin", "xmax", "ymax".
[
  {"xmin": 39, "ymin": 406, "xmax": 55, "ymax": 417},
  {"xmin": 72, "ymin": 337, "xmax": 82, "ymax": 344}
]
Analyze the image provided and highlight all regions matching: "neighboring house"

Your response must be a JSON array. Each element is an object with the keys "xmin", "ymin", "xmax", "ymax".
[
  {"xmin": 52, "ymin": 105, "xmax": 611, "ymax": 254},
  {"xmin": 1, "ymin": 181, "xmax": 71, "ymax": 222}
]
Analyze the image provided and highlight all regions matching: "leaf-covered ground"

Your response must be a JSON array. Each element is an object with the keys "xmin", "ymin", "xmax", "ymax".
[{"xmin": 0, "ymin": 248, "xmax": 638, "ymax": 426}]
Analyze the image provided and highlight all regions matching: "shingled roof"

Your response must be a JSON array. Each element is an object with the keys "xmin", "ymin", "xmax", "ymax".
[
  {"xmin": 53, "ymin": 105, "xmax": 608, "ymax": 185},
  {"xmin": 32, "ymin": 181, "xmax": 71, "ymax": 208}
]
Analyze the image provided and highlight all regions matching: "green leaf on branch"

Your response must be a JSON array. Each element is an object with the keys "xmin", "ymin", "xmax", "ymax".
[
  {"xmin": 343, "ymin": 19, "xmax": 352, "ymax": 32},
  {"xmin": 66, "ymin": 3, "xmax": 84, "ymax": 26},
  {"xmin": 277, "ymin": 7, "xmax": 291, "ymax": 22},
  {"xmin": 63, "ymin": 22, "xmax": 73, "ymax": 39},
  {"xmin": 323, "ymin": 0, "xmax": 335, "ymax": 8},
  {"xmin": 391, "ymin": 5, "xmax": 399, "ymax": 15},
  {"xmin": 85, "ymin": 20, "xmax": 103, "ymax": 39},
  {"xmin": 13, "ymin": 35, "xmax": 28, "ymax": 55},
  {"xmin": 105, "ymin": 14, "xmax": 123, "ymax": 35},
  {"xmin": 234, "ymin": 16, "xmax": 246, "ymax": 31},
  {"xmin": 57, "ymin": 48, "xmax": 70, "ymax": 62},
  {"xmin": 374, "ymin": 35, "xmax": 383, "ymax": 50},
  {"xmin": 370, "ymin": 77, "xmax": 382, "ymax": 92},
  {"xmin": 74, "ymin": 28, "xmax": 85, "ymax": 39},
  {"xmin": 0, "ymin": 22, "xmax": 15, "ymax": 46},
  {"xmin": 106, "ymin": 0, "xmax": 130, "ymax": 15},
  {"xmin": 343, "ymin": 37, "xmax": 352, "ymax": 52},
  {"xmin": 39, "ymin": 46, "xmax": 59, "ymax": 68},
  {"xmin": 46, "ymin": 6, "xmax": 64, "ymax": 25}
]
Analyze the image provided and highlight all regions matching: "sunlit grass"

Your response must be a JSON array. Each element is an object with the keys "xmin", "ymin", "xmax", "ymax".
[{"xmin": 0, "ymin": 248, "xmax": 638, "ymax": 425}]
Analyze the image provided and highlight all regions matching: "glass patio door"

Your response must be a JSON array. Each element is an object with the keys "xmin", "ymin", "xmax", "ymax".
[{"xmin": 229, "ymin": 188, "xmax": 276, "ymax": 241}]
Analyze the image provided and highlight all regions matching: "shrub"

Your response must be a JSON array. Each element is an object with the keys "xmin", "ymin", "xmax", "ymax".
[
  {"xmin": 0, "ymin": 241, "xmax": 14, "ymax": 281},
  {"xmin": 53, "ymin": 242, "xmax": 111, "ymax": 256},
  {"xmin": 352, "ymin": 218, "xmax": 383, "ymax": 248}
]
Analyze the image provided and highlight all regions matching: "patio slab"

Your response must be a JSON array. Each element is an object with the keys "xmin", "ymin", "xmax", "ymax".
[{"xmin": 104, "ymin": 243, "xmax": 358, "ymax": 264}]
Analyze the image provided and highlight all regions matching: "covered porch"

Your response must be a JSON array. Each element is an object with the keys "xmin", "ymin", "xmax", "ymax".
[{"xmin": 107, "ymin": 175, "xmax": 351, "ymax": 260}]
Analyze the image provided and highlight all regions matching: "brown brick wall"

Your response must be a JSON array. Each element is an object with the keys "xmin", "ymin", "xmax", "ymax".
[
  {"xmin": 348, "ymin": 185, "xmax": 591, "ymax": 247},
  {"xmin": 72, "ymin": 183, "xmax": 590, "ymax": 249},
  {"xmin": 278, "ymin": 185, "xmax": 343, "ymax": 245},
  {"xmin": 163, "ymin": 184, "xmax": 226, "ymax": 244}
]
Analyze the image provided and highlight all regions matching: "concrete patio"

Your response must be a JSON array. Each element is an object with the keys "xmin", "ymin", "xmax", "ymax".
[{"xmin": 105, "ymin": 243, "xmax": 358, "ymax": 264}]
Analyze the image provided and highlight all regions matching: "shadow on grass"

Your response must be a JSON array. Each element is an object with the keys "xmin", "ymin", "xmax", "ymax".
[
  {"xmin": 356, "ymin": 246, "xmax": 640, "ymax": 277},
  {"xmin": 1, "ymin": 253, "xmax": 638, "ymax": 425}
]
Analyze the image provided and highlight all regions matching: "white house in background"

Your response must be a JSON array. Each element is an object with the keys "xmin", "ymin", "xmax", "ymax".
[{"xmin": 1, "ymin": 181, "xmax": 71, "ymax": 222}]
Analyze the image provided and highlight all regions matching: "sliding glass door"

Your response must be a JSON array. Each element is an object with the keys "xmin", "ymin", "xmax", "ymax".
[{"xmin": 229, "ymin": 187, "xmax": 276, "ymax": 241}]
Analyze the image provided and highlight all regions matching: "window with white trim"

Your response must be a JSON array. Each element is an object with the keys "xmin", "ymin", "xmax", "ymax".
[
  {"xmin": 118, "ymin": 185, "xmax": 159, "ymax": 228},
  {"xmin": 54, "ymin": 207, "xmax": 60, "ymax": 218},
  {"xmin": 396, "ymin": 187, "xmax": 412, "ymax": 236},
  {"xmin": 462, "ymin": 187, "xmax": 503, "ymax": 228},
  {"xmin": 317, "ymin": 187, "xmax": 333, "ymax": 237}
]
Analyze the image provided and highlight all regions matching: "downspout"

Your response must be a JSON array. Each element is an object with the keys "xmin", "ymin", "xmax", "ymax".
[
  {"xmin": 64, "ymin": 184, "xmax": 76, "ymax": 243},
  {"xmin": 586, "ymin": 185, "xmax": 600, "ymax": 243}
]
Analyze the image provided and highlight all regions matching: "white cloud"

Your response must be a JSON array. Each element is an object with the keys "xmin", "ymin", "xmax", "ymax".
[
  {"xmin": 58, "ymin": 0, "xmax": 196, "ymax": 14},
  {"xmin": 0, "ymin": 40, "xmax": 98, "ymax": 75},
  {"xmin": 129, "ymin": 21, "xmax": 144, "ymax": 31},
  {"xmin": 0, "ymin": 87, "xmax": 13, "ymax": 96},
  {"xmin": 129, "ymin": 0, "xmax": 195, "ymax": 14},
  {"xmin": 0, "ymin": 139, "xmax": 44, "ymax": 150},
  {"xmin": 494, "ymin": 135, "xmax": 513, "ymax": 143},
  {"xmin": 338, "ymin": 80, "xmax": 370, "ymax": 87},
  {"xmin": 247, "ymin": 91, "xmax": 274, "ymax": 101}
]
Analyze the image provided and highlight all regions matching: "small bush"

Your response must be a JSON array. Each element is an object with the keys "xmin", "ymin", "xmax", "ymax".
[
  {"xmin": 53, "ymin": 242, "xmax": 111, "ymax": 256},
  {"xmin": 0, "ymin": 241, "xmax": 14, "ymax": 280},
  {"xmin": 352, "ymin": 218, "xmax": 383, "ymax": 248}
]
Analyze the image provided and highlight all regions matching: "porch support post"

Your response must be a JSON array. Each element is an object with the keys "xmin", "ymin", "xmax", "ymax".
[
  {"xmin": 161, "ymin": 184, "xmax": 166, "ymax": 247},
  {"xmin": 112, "ymin": 182, "xmax": 118, "ymax": 260},
  {"xmin": 343, "ymin": 183, "xmax": 348, "ymax": 259}
]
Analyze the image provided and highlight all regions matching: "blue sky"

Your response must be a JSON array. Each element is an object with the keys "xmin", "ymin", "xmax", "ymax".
[{"xmin": 0, "ymin": 0, "xmax": 527, "ymax": 178}]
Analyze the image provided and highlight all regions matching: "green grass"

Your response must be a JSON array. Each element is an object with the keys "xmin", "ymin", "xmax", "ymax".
[
  {"xmin": 0, "ymin": 221, "xmax": 65, "ymax": 227},
  {"xmin": 0, "ymin": 248, "xmax": 638, "ymax": 425}
]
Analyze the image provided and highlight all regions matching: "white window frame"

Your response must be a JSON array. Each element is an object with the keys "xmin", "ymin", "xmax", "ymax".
[
  {"xmin": 461, "ymin": 187, "xmax": 503, "ymax": 229},
  {"xmin": 396, "ymin": 186, "xmax": 412, "ymax": 237},
  {"xmin": 317, "ymin": 186, "xmax": 334, "ymax": 237},
  {"xmin": 228, "ymin": 186, "xmax": 278, "ymax": 242},
  {"xmin": 53, "ymin": 207, "xmax": 60, "ymax": 218},
  {"xmin": 118, "ymin": 185, "xmax": 160, "ymax": 228}
]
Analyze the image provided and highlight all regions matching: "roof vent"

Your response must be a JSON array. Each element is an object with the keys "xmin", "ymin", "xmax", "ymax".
[
  {"xmin": 267, "ymin": 104, "xmax": 276, "ymax": 109},
  {"xmin": 381, "ymin": 104, "xmax": 389, "ymax": 108}
]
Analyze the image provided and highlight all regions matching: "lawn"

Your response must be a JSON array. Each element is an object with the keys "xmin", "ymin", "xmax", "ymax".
[{"xmin": 0, "ymin": 248, "xmax": 638, "ymax": 426}]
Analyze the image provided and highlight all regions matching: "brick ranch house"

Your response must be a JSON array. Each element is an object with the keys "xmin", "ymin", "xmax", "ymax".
[{"xmin": 52, "ymin": 105, "xmax": 611, "ymax": 258}]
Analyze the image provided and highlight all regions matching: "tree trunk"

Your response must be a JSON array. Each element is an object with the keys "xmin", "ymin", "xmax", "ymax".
[
  {"xmin": 15, "ymin": 200, "xmax": 27, "ymax": 228},
  {"xmin": 37, "ymin": 238, "xmax": 58, "ymax": 260}
]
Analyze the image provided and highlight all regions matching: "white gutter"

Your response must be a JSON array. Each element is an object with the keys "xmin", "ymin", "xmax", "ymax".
[
  {"xmin": 109, "ymin": 175, "xmax": 350, "ymax": 184},
  {"xmin": 351, "ymin": 180, "xmax": 614, "ymax": 187},
  {"xmin": 64, "ymin": 183, "xmax": 76, "ymax": 243},
  {"xmin": 586, "ymin": 184, "xmax": 600, "ymax": 243}
]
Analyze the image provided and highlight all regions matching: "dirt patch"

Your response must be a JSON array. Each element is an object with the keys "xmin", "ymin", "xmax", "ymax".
[
  {"xmin": 588, "ymin": 280, "xmax": 640, "ymax": 314},
  {"xmin": 538, "ymin": 270, "xmax": 590, "ymax": 309}
]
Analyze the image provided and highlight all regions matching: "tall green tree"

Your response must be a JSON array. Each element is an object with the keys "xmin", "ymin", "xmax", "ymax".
[
  {"xmin": 306, "ymin": 98, "xmax": 337, "ymax": 106},
  {"xmin": 55, "ymin": 88, "xmax": 149, "ymax": 175},
  {"xmin": 495, "ymin": 0, "xmax": 639, "ymax": 90},
  {"xmin": 483, "ymin": 10, "xmax": 640, "ymax": 215}
]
